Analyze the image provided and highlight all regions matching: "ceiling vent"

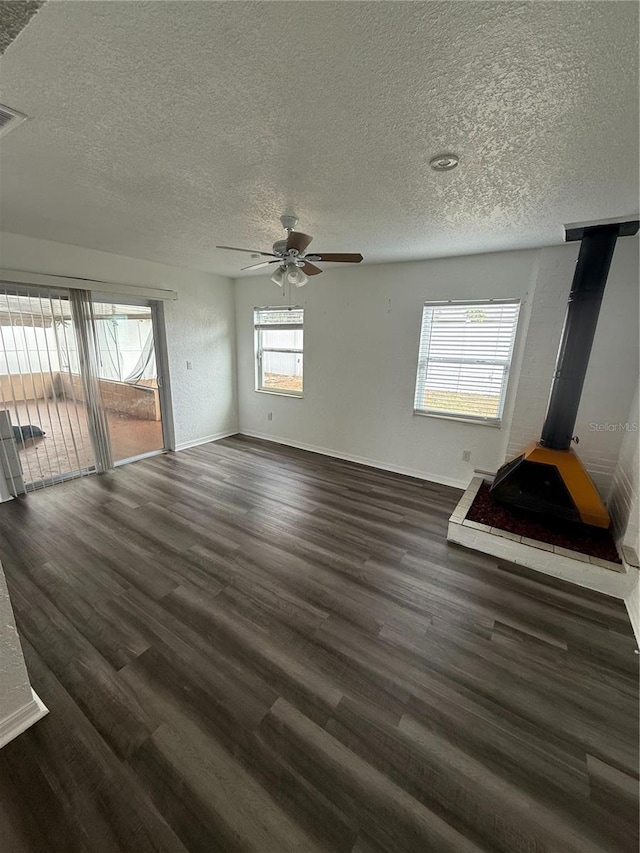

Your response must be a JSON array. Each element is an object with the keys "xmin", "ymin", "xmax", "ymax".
[{"xmin": 0, "ymin": 103, "xmax": 27, "ymax": 138}]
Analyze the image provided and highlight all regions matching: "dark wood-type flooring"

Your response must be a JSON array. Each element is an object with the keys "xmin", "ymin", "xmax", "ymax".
[{"xmin": 0, "ymin": 435, "xmax": 637, "ymax": 852}]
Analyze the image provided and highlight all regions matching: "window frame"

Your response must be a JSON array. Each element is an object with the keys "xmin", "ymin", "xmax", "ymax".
[
  {"xmin": 413, "ymin": 298, "xmax": 521, "ymax": 428},
  {"xmin": 254, "ymin": 306, "xmax": 304, "ymax": 398}
]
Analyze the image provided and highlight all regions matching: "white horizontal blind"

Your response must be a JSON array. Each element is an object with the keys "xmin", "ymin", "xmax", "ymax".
[
  {"xmin": 254, "ymin": 307, "xmax": 304, "ymax": 328},
  {"xmin": 254, "ymin": 307, "xmax": 304, "ymax": 396},
  {"xmin": 414, "ymin": 299, "xmax": 520, "ymax": 424}
]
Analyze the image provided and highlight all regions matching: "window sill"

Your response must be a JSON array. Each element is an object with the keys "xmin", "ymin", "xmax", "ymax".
[
  {"xmin": 255, "ymin": 388, "xmax": 303, "ymax": 399},
  {"xmin": 413, "ymin": 409, "xmax": 502, "ymax": 428}
]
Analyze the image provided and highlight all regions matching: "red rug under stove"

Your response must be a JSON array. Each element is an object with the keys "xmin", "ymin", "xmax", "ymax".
[{"xmin": 466, "ymin": 481, "xmax": 621, "ymax": 564}]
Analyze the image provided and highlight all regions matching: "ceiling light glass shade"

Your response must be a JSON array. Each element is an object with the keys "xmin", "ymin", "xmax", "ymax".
[
  {"xmin": 270, "ymin": 267, "xmax": 285, "ymax": 287},
  {"xmin": 285, "ymin": 266, "xmax": 309, "ymax": 288}
]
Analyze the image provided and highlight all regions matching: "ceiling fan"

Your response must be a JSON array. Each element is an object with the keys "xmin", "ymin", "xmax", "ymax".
[{"xmin": 216, "ymin": 215, "xmax": 363, "ymax": 287}]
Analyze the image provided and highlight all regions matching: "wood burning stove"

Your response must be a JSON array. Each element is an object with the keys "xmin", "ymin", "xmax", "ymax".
[{"xmin": 491, "ymin": 219, "xmax": 639, "ymax": 529}]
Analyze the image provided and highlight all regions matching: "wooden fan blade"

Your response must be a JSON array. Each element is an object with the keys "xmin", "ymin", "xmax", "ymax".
[
  {"xmin": 241, "ymin": 260, "xmax": 281, "ymax": 271},
  {"xmin": 286, "ymin": 232, "xmax": 313, "ymax": 254},
  {"xmin": 301, "ymin": 261, "xmax": 323, "ymax": 276},
  {"xmin": 311, "ymin": 253, "xmax": 363, "ymax": 263},
  {"xmin": 217, "ymin": 245, "xmax": 278, "ymax": 257}
]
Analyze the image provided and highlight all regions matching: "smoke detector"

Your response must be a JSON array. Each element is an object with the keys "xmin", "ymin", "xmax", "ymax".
[
  {"xmin": 0, "ymin": 103, "xmax": 28, "ymax": 138},
  {"xmin": 430, "ymin": 153, "xmax": 459, "ymax": 172}
]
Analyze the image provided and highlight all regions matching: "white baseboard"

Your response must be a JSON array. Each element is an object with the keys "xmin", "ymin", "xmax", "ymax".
[
  {"xmin": 238, "ymin": 429, "xmax": 467, "ymax": 490},
  {"xmin": 0, "ymin": 689, "xmax": 48, "ymax": 750},
  {"xmin": 173, "ymin": 429, "xmax": 239, "ymax": 452}
]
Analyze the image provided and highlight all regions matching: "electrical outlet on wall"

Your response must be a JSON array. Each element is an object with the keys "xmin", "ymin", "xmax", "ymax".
[
  {"xmin": 186, "ymin": 361, "xmax": 193, "ymax": 370},
  {"xmin": 267, "ymin": 412, "xmax": 273, "ymax": 421},
  {"xmin": 462, "ymin": 450, "xmax": 471, "ymax": 462}
]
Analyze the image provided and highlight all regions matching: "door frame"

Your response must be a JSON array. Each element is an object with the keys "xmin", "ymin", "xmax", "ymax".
[
  {"xmin": 90, "ymin": 293, "xmax": 176, "ymax": 462},
  {"xmin": 151, "ymin": 299, "xmax": 175, "ymax": 453}
]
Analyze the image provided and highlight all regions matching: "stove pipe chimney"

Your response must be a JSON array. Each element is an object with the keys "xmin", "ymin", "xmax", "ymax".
[{"xmin": 540, "ymin": 226, "xmax": 619, "ymax": 450}]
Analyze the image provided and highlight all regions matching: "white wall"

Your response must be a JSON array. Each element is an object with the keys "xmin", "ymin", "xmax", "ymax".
[
  {"xmin": 0, "ymin": 560, "xmax": 45, "ymax": 747},
  {"xmin": 0, "ymin": 232, "xmax": 238, "ymax": 448},
  {"xmin": 235, "ymin": 250, "xmax": 540, "ymax": 488},
  {"xmin": 163, "ymin": 275, "xmax": 237, "ymax": 449},
  {"xmin": 235, "ymin": 240, "xmax": 639, "ymax": 492},
  {"xmin": 0, "ymin": 564, "xmax": 31, "ymax": 721},
  {"xmin": 609, "ymin": 383, "xmax": 639, "ymax": 560}
]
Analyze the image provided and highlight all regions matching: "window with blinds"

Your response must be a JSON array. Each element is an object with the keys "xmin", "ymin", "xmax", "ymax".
[
  {"xmin": 413, "ymin": 299, "xmax": 520, "ymax": 425},
  {"xmin": 254, "ymin": 307, "xmax": 304, "ymax": 396}
]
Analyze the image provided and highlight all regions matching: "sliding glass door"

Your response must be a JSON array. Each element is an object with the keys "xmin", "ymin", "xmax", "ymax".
[
  {"xmin": 0, "ymin": 288, "xmax": 94, "ymax": 488},
  {"xmin": 77, "ymin": 300, "xmax": 164, "ymax": 464},
  {"xmin": 0, "ymin": 285, "xmax": 166, "ymax": 491}
]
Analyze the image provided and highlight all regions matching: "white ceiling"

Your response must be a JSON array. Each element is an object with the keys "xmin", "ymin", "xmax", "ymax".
[{"xmin": 0, "ymin": 1, "xmax": 638, "ymax": 277}]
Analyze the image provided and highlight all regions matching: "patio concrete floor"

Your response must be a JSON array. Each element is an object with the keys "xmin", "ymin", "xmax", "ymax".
[{"xmin": 3, "ymin": 398, "xmax": 163, "ymax": 483}]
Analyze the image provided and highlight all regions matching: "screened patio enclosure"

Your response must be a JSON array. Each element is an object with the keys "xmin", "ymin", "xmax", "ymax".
[{"xmin": 0, "ymin": 287, "xmax": 165, "ymax": 490}]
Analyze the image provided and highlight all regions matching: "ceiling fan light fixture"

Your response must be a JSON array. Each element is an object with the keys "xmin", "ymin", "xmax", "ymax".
[
  {"xmin": 217, "ymin": 215, "xmax": 363, "ymax": 280},
  {"xmin": 285, "ymin": 265, "xmax": 309, "ymax": 288},
  {"xmin": 270, "ymin": 267, "xmax": 285, "ymax": 287}
]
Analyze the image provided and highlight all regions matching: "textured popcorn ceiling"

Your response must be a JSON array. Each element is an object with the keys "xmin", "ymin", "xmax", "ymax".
[
  {"xmin": 0, "ymin": 1, "xmax": 638, "ymax": 276},
  {"xmin": 0, "ymin": 0, "xmax": 44, "ymax": 56}
]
